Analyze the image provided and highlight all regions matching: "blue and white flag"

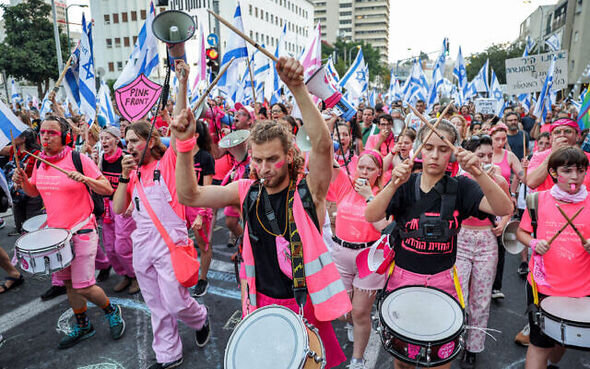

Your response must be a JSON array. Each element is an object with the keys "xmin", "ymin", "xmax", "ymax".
[
  {"xmin": 523, "ymin": 36, "xmax": 536, "ymax": 57},
  {"xmin": 533, "ymin": 55, "xmax": 556, "ymax": 118},
  {"xmin": 10, "ymin": 79, "xmax": 20, "ymax": 111},
  {"xmin": 63, "ymin": 44, "xmax": 81, "ymax": 110},
  {"xmin": 489, "ymin": 69, "xmax": 503, "ymax": 102},
  {"xmin": 368, "ymin": 89, "xmax": 376, "ymax": 107},
  {"xmin": 98, "ymin": 81, "xmax": 118, "ymax": 126},
  {"xmin": 387, "ymin": 69, "xmax": 402, "ymax": 104},
  {"xmin": 471, "ymin": 59, "xmax": 489, "ymax": 94},
  {"xmin": 252, "ymin": 46, "xmax": 271, "ymax": 103},
  {"xmin": 453, "ymin": 47, "xmax": 467, "ymax": 103},
  {"xmin": 339, "ymin": 48, "xmax": 368, "ymax": 102},
  {"xmin": 427, "ymin": 66, "xmax": 444, "ymax": 109},
  {"xmin": 518, "ymin": 93, "xmax": 532, "ymax": 114},
  {"xmin": 545, "ymin": 33, "xmax": 560, "ymax": 52},
  {"xmin": 39, "ymin": 92, "xmax": 51, "ymax": 120},
  {"xmin": 78, "ymin": 14, "xmax": 96, "ymax": 124},
  {"xmin": 432, "ymin": 39, "xmax": 447, "ymax": 80},
  {"xmin": 269, "ymin": 24, "xmax": 287, "ymax": 103},
  {"xmin": 0, "ymin": 99, "xmax": 30, "ymax": 149},
  {"xmin": 218, "ymin": 3, "xmax": 249, "ymax": 97},
  {"xmin": 326, "ymin": 56, "xmax": 340, "ymax": 84},
  {"xmin": 497, "ymin": 99, "xmax": 508, "ymax": 118},
  {"xmin": 114, "ymin": 2, "xmax": 158, "ymax": 89}
]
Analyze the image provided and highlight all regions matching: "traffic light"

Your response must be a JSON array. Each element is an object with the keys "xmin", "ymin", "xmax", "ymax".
[{"xmin": 206, "ymin": 47, "xmax": 219, "ymax": 78}]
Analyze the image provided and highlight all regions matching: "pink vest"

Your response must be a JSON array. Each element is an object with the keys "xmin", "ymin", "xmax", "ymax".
[{"xmin": 238, "ymin": 179, "xmax": 352, "ymax": 321}]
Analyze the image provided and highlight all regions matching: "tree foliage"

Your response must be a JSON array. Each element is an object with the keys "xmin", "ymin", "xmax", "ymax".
[
  {"xmin": 0, "ymin": 0, "xmax": 69, "ymax": 97},
  {"xmin": 321, "ymin": 38, "xmax": 388, "ymax": 88},
  {"xmin": 466, "ymin": 42, "xmax": 525, "ymax": 84}
]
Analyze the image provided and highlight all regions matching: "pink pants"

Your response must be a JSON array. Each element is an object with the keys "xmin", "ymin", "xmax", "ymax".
[
  {"xmin": 455, "ymin": 228, "xmax": 498, "ymax": 352},
  {"xmin": 94, "ymin": 233, "xmax": 111, "ymax": 270},
  {"xmin": 102, "ymin": 200, "xmax": 136, "ymax": 278},
  {"xmin": 386, "ymin": 265, "xmax": 460, "ymax": 300},
  {"xmin": 53, "ymin": 229, "xmax": 99, "ymax": 289},
  {"xmin": 256, "ymin": 293, "xmax": 346, "ymax": 369}
]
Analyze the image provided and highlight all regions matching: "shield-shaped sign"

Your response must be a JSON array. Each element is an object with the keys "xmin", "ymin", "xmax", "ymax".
[{"xmin": 115, "ymin": 74, "xmax": 162, "ymax": 122}]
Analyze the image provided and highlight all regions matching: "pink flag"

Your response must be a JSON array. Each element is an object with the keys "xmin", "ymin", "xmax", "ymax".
[
  {"xmin": 300, "ymin": 23, "xmax": 322, "ymax": 81},
  {"xmin": 192, "ymin": 21, "xmax": 207, "ymax": 92}
]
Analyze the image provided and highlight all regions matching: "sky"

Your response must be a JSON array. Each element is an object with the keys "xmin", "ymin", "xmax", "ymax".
[{"xmin": 388, "ymin": 0, "xmax": 556, "ymax": 63}]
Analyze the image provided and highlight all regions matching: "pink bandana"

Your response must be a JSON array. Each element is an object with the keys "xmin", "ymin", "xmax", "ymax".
[
  {"xmin": 550, "ymin": 184, "xmax": 588, "ymax": 203},
  {"xmin": 104, "ymin": 147, "xmax": 123, "ymax": 164},
  {"xmin": 40, "ymin": 146, "xmax": 72, "ymax": 169}
]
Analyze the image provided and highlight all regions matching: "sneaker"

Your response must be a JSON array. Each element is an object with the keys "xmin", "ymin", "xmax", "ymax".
[
  {"xmin": 514, "ymin": 324, "xmax": 530, "ymax": 346},
  {"xmin": 491, "ymin": 289, "xmax": 505, "ymax": 299},
  {"xmin": 192, "ymin": 279, "xmax": 209, "ymax": 298},
  {"xmin": 345, "ymin": 323, "xmax": 354, "ymax": 342},
  {"xmin": 517, "ymin": 261, "xmax": 529, "ymax": 277},
  {"xmin": 147, "ymin": 357, "xmax": 184, "ymax": 369},
  {"xmin": 460, "ymin": 351, "xmax": 476, "ymax": 369},
  {"xmin": 105, "ymin": 304, "xmax": 125, "ymax": 340},
  {"xmin": 58, "ymin": 323, "xmax": 96, "ymax": 349},
  {"xmin": 128, "ymin": 278, "xmax": 140, "ymax": 295},
  {"xmin": 40, "ymin": 285, "xmax": 67, "ymax": 301},
  {"xmin": 195, "ymin": 309, "xmax": 211, "ymax": 348},
  {"xmin": 96, "ymin": 266, "xmax": 112, "ymax": 282},
  {"xmin": 347, "ymin": 358, "xmax": 366, "ymax": 369},
  {"xmin": 113, "ymin": 276, "xmax": 131, "ymax": 292}
]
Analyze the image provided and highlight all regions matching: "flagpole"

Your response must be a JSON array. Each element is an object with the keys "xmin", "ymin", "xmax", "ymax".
[
  {"xmin": 246, "ymin": 57, "xmax": 257, "ymax": 104},
  {"xmin": 53, "ymin": 55, "xmax": 74, "ymax": 93}
]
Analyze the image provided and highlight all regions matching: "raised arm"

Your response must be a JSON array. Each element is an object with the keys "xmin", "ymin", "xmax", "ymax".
[{"xmin": 173, "ymin": 60, "xmax": 190, "ymax": 116}]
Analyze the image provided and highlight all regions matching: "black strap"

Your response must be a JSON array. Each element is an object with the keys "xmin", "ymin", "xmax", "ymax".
[
  {"xmin": 72, "ymin": 151, "xmax": 92, "ymax": 197},
  {"xmin": 413, "ymin": 174, "xmax": 457, "ymax": 220},
  {"xmin": 260, "ymin": 186, "xmax": 283, "ymax": 236},
  {"xmin": 526, "ymin": 192, "xmax": 539, "ymax": 238},
  {"xmin": 287, "ymin": 180, "xmax": 307, "ymax": 308}
]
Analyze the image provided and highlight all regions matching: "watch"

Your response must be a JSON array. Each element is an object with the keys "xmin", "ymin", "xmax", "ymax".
[
  {"xmin": 366, "ymin": 195, "xmax": 375, "ymax": 203},
  {"xmin": 511, "ymin": 192, "xmax": 517, "ymax": 197},
  {"xmin": 119, "ymin": 175, "xmax": 130, "ymax": 184}
]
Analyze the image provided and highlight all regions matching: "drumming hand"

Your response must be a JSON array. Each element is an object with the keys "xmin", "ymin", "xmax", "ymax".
[
  {"xmin": 68, "ymin": 171, "xmax": 87, "ymax": 183},
  {"xmin": 456, "ymin": 148, "xmax": 481, "ymax": 177},
  {"xmin": 121, "ymin": 154, "xmax": 137, "ymax": 178},
  {"xmin": 392, "ymin": 158, "xmax": 412, "ymax": 185},
  {"xmin": 534, "ymin": 240, "xmax": 550, "ymax": 255},
  {"xmin": 12, "ymin": 168, "xmax": 28, "ymax": 187},
  {"xmin": 170, "ymin": 108, "xmax": 196, "ymax": 142},
  {"xmin": 277, "ymin": 57, "xmax": 304, "ymax": 88}
]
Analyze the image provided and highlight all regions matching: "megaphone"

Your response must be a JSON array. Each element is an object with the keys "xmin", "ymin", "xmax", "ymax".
[
  {"xmin": 296, "ymin": 126, "xmax": 312, "ymax": 152},
  {"xmin": 152, "ymin": 10, "xmax": 195, "ymax": 71},
  {"xmin": 306, "ymin": 65, "xmax": 356, "ymax": 122},
  {"xmin": 219, "ymin": 130, "xmax": 250, "ymax": 162},
  {"xmin": 501, "ymin": 220, "xmax": 526, "ymax": 255}
]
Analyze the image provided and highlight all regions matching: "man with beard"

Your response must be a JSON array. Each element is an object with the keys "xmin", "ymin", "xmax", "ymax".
[{"xmin": 505, "ymin": 112, "xmax": 530, "ymax": 161}]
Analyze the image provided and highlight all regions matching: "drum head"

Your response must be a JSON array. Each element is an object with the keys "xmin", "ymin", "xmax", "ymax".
[
  {"xmin": 381, "ymin": 286, "xmax": 464, "ymax": 342},
  {"xmin": 219, "ymin": 130, "xmax": 250, "ymax": 149},
  {"xmin": 541, "ymin": 296, "xmax": 590, "ymax": 323},
  {"xmin": 225, "ymin": 305, "xmax": 307, "ymax": 369},
  {"xmin": 22, "ymin": 214, "xmax": 48, "ymax": 233},
  {"xmin": 15, "ymin": 228, "xmax": 70, "ymax": 251}
]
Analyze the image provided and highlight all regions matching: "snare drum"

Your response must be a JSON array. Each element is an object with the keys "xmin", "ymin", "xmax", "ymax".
[
  {"xmin": 378, "ymin": 286, "xmax": 465, "ymax": 367},
  {"xmin": 225, "ymin": 304, "xmax": 326, "ymax": 369},
  {"xmin": 537, "ymin": 296, "xmax": 590, "ymax": 349},
  {"xmin": 22, "ymin": 214, "xmax": 48, "ymax": 233},
  {"xmin": 15, "ymin": 228, "xmax": 73, "ymax": 275}
]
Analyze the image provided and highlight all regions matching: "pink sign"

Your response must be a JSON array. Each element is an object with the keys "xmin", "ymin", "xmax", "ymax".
[{"xmin": 115, "ymin": 74, "xmax": 162, "ymax": 122}]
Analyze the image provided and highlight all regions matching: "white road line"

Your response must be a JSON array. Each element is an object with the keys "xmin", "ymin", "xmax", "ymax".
[
  {"xmin": 210, "ymin": 259, "xmax": 235, "ymax": 274},
  {"xmin": 0, "ymin": 295, "xmax": 67, "ymax": 332}
]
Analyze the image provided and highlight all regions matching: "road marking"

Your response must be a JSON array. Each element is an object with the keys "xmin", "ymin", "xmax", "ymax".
[
  {"xmin": 223, "ymin": 310, "xmax": 242, "ymax": 331},
  {"xmin": 77, "ymin": 358, "xmax": 127, "ymax": 369},
  {"xmin": 0, "ymin": 295, "xmax": 67, "ymax": 332},
  {"xmin": 210, "ymin": 258, "xmax": 235, "ymax": 274}
]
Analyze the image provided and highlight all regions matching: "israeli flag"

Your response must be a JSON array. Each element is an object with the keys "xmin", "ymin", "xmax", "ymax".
[
  {"xmin": 269, "ymin": 24, "xmax": 287, "ymax": 102},
  {"xmin": 518, "ymin": 93, "xmax": 531, "ymax": 114},
  {"xmin": 368, "ymin": 89, "xmax": 376, "ymax": 107},
  {"xmin": 387, "ymin": 69, "xmax": 402, "ymax": 104},
  {"xmin": 78, "ymin": 14, "xmax": 96, "ymax": 124},
  {"xmin": 545, "ymin": 33, "xmax": 560, "ymax": 52},
  {"xmin": 217, "ymin": 3, "xmax": 249, "ymax": 97},
  {"xmin": 523, "ymin": 36, "xmax": 536, "ymax": 57},
  {"xmin": 533, "ymin": 55, "xmax": 556, "ymax": 118},
  {"xmin": 471, "ymin": 59, "xmax": 489, "ymax": 94},
  {"xmin": 432, "ymin": 39, "xmax": 447, "ymax": 79},
  {"xmin": 114, "ymin": 2, "xmax": 159, "ymax": 89},
  {"xmin": 490, "ymin": 69, "xmax": 503, "ymax": 102},
  {"xmin": 63, "ymin": 44, "xmax": 81, "ymax": 110},
  {"xmin": 497, "ymin": 99, "xmax": 507, "ymax": 118},
  {"xmin": 98, "ymin": 81, "xmax": 118, "ymax": 126},
  {"xmin": 339, "ymin": 48, "xmax": 368, "ymax": 101},
  {"xmin": 453, "ymin": 47, "xmax": 467, "ymax": 101},
  {"xmin": 427, "ymin": 66, "xmax": 444, "ymax": 109},
  {"xmin": 326, "ymin": 56, "xmax": 340, "ymax": 84},
  {"xmin": 0, "ymin": 99, "xmax": 30, "ymax": 149},
  {"xmin": 39, "ymin": 92, "xmax": 51, "ymax": 120},
  {"xmin": 252, "ymin": 47, "xmax": 271, "ymax": 103},
  {"xmin": 10, "ymin": 79, "xmax": 20, "ymax": 111}
]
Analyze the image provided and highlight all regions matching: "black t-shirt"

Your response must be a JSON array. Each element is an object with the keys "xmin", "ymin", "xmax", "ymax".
[
  {"xmin": 247, "ymin": 185, "xmax": 294, "ymax": 299},
  {"xmin": 521, "ymin": 116, "xmax": 535, "ymax": 134},
  {"xmin": 193, "ymin": 150, "xmax": 215, "ymax": 186},
  {"xmin": 386, "ymin": 174, "xmax": 487, "ymax": 274},
  {"xmin": 507, "ymin": 130, "xmax": 530, "ymax": 161},
  {"xmin": 101, "ymin": 155, "xmax": 123, "ymax": 200}
]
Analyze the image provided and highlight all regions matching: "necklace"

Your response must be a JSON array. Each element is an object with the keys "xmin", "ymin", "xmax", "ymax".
[{"xmin": 255, "ymin": 182, "xmax": 290, "ymax": 237}]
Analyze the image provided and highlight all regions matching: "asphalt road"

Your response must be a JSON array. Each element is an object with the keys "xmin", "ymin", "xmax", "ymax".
[{"xmin": 0, "ymin": 211, "xmax": 588, "ymax": 369}]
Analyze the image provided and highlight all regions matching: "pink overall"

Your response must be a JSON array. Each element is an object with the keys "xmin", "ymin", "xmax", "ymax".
[
  {"xmin": 131, "ymin": 176, "xmax": 208, "ymax": 363},
  {"xmin": 102, "ymin": 199, "xmax": 136, "ymax": 278},
  {"xmin": 94, "ymin": 241, "xmax": 111, "ymax": 270}
]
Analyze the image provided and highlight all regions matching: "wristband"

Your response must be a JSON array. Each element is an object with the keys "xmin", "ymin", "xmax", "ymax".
[
  {"xmin": 118, "ymin": 175, "xmax": 130, "ymax": 184},
  {"xmin": 176, "ymin": 137, "xmax": 196, "ymax": 153}
]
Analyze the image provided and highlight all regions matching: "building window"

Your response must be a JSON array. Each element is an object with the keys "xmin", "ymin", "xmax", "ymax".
[
  {"xmin": 124, "ymin": 37, "xmax": 130, "ymax": 47},
  {"xmin": 249, "ymin": 4, "xmax": 252, "ymax": 15},
  {"xmin": 141, "ymin": 10, "xmax": 147, "ymax": 20},
  {"xmin": 115, "ymin": 37, "xmax": 121, "ymax": 47},
  {"xmin": 122, "ymin": 12, "xmax": 128, "ymax": 22},
  {"xmin": 113, "ymin": 13, "xmax": 119, "ymax": 23},
  {"xmin": 255, "ymin": 7, "xmax": 258, "ymax": 17},
  {"xmin": 108, "ymin": 62, "xmax": 114, "ymax": 72},
  {"xmin": 250, "ymin": 30, "xmax": 253, "ymax": 38},
  {"xmin": 133, "ymin": 36, "xmax": 138, "ymax": 44},
  {"xmin": 106, "ymin": 38, "xmax": 112, "ymax": 48},
  {"xmin": 131, "ymin": 11, "xmax": 137, "ymax": 21},
  {"xmin": 104, "ymin": 14, "xmax": 110, "ymax": 24},
  {"xmin": 117, "ymin": 62, "xmax": 123, "ymax": 71}
]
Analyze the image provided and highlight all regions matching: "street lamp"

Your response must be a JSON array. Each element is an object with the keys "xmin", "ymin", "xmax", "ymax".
[{"xmin": 66, "ymin": 4, "xmax": 89, "ymax": 54}]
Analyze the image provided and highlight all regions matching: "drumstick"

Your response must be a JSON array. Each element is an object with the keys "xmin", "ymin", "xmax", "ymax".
[
  {"xmin": 393, "ymin": 102, "xmax": 454, "ymax": 185},
  {"xmin": 22, "ymin": 150, "xmax": 69, "ymax": 175},
  {"xmin": 556, "ymin": 205, "xmax": 587, "ymax": 244},
  {"xmin": 407, "ymin": 105, "xmax": 481, "ymax": 176},
  {"xmin": 53, "ymin": 55, "xmax": 74, "ymax": 92},
  {"xmin": 548, "ymin": 207, "xmax": 583, "ymax": 245},
  {"xmin": 9, "ymin": 129, "xmax": 21, "ymax": 171}
]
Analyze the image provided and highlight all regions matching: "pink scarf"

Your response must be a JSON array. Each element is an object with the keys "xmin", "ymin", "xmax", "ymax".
[
  {"xmin": 550, "ymin": 184, "xmax": 588, "ymax": 203},
  {"xmin": 104, "ymin": 147, "xmax": 123, "ymax": 163},
  {"xmin": 40, "ymin": 146, "xmax": 72, "ymax": 169}
]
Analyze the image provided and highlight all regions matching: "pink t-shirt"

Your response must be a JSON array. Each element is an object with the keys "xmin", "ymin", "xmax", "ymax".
[
  {"xmin": 520, "ymin": 190, "xmax": 590, "ymax": 297},
  {"xmin": 529, "ymin": 149, "xmax": 590, "ymax": 192},
  {"xmin": 31, "ymin": 150, "xmax": 102, "ymax": 229},
  {"xmin": 461, "ymin": 172, "xmax": 492, "ymax": 227},
  {"xmin": 127, "ymin": 148, "xmax": 185, "ymax": 221},
  {"xmin": 326, "ymin": 168, "xmax": 381, "ymax": 243},
  {"xmin": 365, "ymin": 134, "xmax": 394, "ymax": 157}
]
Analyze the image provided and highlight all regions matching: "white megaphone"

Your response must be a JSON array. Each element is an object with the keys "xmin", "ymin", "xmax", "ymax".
[
  {"xmin": 296, "ymin": 126, "xmax": 312, "ymax": 152},
  {"xmin": 501, "ymin": 220, "xmax": 526, "ymax": 255},
  {"xmin": 152, "ymin": 10, "xmax": 195, "ymax": 71},
  {"xmin": 306, "ymin": 65, "xmax": 356, "ymax": 122}
]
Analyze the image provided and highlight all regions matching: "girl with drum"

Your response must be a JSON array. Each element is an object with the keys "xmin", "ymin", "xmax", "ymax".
[
  {"xmin": 455, "ymin": 135, "xmax": 509, "ymax": 368},
  {"xmin": 328, "ymin": 150, "xmax": 390, "ymax": 369},
  {"xmin": 365, "ymin": 120, "xmax": 513, "ymax": 369},
  {"xmin": 517, "ymin": 146, "xmax": 590, "ymax": 369},
  {"xmin": 99, "ymin": 127, "xmax": 139, "ymax": 295}
]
